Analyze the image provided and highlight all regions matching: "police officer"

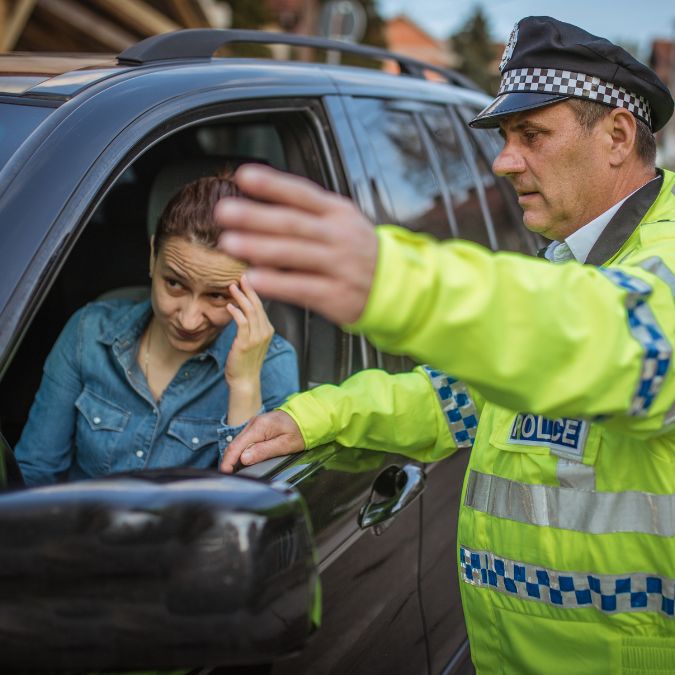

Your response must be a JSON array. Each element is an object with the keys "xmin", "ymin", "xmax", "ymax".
[{"xmin": 216, "ymin": 16, "xmax": 675, "ymax": 674}]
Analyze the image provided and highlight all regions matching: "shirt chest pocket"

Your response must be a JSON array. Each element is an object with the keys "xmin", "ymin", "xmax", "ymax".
[
  {"xmin": 166, "ymin": 418, "xmax": 221, "ymax": 458},
  {"xmin": 74, "ymin": 389, "xmax": 131, "ymax": 474}
]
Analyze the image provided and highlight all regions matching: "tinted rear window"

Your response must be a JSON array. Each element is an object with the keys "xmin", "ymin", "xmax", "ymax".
[{"xmin": 0, "ymin": 103, "xmax": 53, "ymax": 169}]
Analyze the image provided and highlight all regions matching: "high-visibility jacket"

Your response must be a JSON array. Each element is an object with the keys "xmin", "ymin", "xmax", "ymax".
[{"xmin": 281, "ymin": 171, "xmax": 675, "ymax": 673}]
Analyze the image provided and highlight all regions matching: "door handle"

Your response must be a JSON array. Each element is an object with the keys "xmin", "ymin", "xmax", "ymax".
[{"xmin": 359, "ymin": 464, "xmax": 426, "ymax": 530}]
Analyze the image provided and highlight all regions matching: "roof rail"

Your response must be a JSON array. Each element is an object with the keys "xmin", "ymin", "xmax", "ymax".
[{"xmin": 117, "ymin": 28, "xmax": 479, "ymax": 91}]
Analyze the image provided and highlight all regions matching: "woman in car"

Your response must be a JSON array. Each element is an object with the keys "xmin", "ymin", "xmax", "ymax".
[{"xmin": 15, "ymin": 174, "xmax": 299, "ymax": 486}]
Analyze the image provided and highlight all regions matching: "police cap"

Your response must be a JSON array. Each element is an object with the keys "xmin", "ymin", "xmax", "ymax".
[{"xmin": 470, "ymin": 16, "xmax": 674, "ymax": 132}]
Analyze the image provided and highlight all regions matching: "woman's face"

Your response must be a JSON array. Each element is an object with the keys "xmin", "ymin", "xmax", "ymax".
[{"xmin": 150, "ymin": 236, "xmax": 247, "ymax": 354}]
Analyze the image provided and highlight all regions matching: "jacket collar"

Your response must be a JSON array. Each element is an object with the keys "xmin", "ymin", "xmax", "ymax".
[
  {"xmin": 584, "ymin": 170, "xmax": 663, "ymax": 265},
  {"xmin": 99, "ymin": 299, "xmax": 236, "ymax": 370}
]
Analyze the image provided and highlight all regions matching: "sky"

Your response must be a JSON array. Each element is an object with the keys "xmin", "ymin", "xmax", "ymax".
[{"xmin": 377, "ymin": 0, "xmax": 675, "ymax": 58}]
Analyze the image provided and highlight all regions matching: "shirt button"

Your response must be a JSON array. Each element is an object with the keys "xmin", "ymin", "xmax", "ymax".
[
  {"xmin": 93, "ymin": 416, "xmax": 101, "ymax": 425},
  {"xmin": 225, "ymin": 435, "xmax": 233, "ymax": 442},
  {"xmin": 183, "ymin": 371, "xmax": 190, "ymax": 378},
  {"xmin": 191, "ymin": 437, "xmax": 199, "ymax": 445},
  {"xmin": 199, "ymin": 355, "xmax": 206, "ymax": 361},
  {"xmin": 136, "ymin": 450, "xmax": 144, "ymax": 458}
]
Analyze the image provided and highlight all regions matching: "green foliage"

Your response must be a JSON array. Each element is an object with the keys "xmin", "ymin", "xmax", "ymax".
[{"xmin": 450, "ymin": 5, "xmax": 500, "ymax": 95}]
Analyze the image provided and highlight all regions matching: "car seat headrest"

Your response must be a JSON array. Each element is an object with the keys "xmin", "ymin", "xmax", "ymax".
[{"xmin": 146, "ymin": 156, "xmax": 269, "ymax": 239}]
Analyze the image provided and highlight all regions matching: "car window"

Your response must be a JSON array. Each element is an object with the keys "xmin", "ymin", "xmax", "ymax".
[
  {"xmin": 0, "ymin": 105, "xmax": 338, "ymax": 480},
  {"xmin": 347, "ymin": 97, "xmax": 453, "ymax": 240},
  {"xmin": 421, "ymin": 107, "xmax": 494, "ymax": 247},
  {"xmin": 456, "ymin": 104, "xmax": 539, "ymax": 255}
]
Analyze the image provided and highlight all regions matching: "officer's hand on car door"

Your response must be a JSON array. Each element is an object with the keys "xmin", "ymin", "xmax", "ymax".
[
  {"xmin": 215, "ymin": 164, "xmax": 378, "ymax": 325},
  {"xmin": 220, "ymin": 409, "xmax": 305, "ymax": 473}
]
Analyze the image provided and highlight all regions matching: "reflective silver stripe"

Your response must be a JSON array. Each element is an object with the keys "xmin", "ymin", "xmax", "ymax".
[
  {"xmin": 598, "ymin": 268, "xmax": 671, "ymax": 415},
  {"xmin": 423, "ymin": 366, "xmax": 478, "ymax": 448},
  {"xmin": 464, "ymin": 470, "xmax": 675, "ymax": 537},
  {"xmin": 555, "ymin": 457, "xmax": 595, "ymax": 490},
  {"xmin": 638, "ymin": 256, "xmax": 675, "ymax": 296},
  {"xmin": 460, "ymin": 545, "xmax": 675, "ymax": 617}
]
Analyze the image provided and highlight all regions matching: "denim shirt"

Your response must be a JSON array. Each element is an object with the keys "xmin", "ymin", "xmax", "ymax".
[{"xmin": 15, "ymin": 299, "xmax": 299, "ymax": 486}]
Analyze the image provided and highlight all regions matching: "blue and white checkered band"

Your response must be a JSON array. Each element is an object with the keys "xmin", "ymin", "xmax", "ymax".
[
  {"xmin": 598, "ymin": 268, "xmax": 671, "ymax": 415},
  {"xmin": 423, "ymin": 366, "xmax": 478, "ymax": 448},
  {"xmin": 460, "ymin": 546, "xmax": 675, "ymax": 618},
  {"xmin": 499, "ymin": 68, "xmax": 653, "ymax": 128}
]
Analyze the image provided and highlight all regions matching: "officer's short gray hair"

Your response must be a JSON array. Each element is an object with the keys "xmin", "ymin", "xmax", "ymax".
[{"xmin": 567, "ymin": 98, "xmax": 656, "ymax": 166}]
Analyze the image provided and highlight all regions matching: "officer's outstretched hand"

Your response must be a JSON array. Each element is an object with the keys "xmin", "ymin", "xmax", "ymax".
[
  {"xmin": 220, "ymin": 410, "xmax": 305, "ymax": 474},
  {"xmin": 215, "ymin": 165, "xmax": 378, "ymax": 325}
]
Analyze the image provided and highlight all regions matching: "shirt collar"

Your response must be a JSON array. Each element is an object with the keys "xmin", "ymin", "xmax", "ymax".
[{"xmin": 99, "ymin": 299, "xmax": 152, "ymax": 347}]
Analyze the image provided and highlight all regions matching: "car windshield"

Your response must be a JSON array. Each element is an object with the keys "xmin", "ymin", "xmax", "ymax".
[{"xmin": 0, "ymin": 102, "xmax": 53, "ymax": 171}]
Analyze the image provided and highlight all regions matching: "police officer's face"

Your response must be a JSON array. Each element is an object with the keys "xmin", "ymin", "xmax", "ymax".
[{"xmin": 492, "ymin": 101, "xmax": 610, "ymax": 240}]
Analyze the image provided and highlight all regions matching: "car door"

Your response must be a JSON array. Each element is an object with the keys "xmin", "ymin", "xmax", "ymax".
[
  {"xmin": 262, "ymin": 94, "xmax": 429, "ymax": 675},
  {"xmin": 340, "ymin": 94, "xmax": 474, "ymax": 674}
]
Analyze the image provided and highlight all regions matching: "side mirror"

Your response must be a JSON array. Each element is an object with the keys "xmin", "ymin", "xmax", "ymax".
[{"xmin": 0, "ymin": 469, "xmax": 318, "ymax": 671}]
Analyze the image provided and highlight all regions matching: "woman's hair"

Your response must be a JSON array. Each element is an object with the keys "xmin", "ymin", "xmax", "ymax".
[{"xmin": 153, "ymin": 172, "xmax": 242, "ymax": 258}]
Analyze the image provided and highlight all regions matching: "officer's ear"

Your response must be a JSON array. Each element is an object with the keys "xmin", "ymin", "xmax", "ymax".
[{"xmin": 605, "ymin": 108, "xmax": 638, "ymax": 167}]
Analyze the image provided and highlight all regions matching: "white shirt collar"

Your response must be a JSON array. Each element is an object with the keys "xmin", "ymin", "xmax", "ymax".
[{"xmin": 545, "ymin": 177, "xmax": 659, "ymax": 263}]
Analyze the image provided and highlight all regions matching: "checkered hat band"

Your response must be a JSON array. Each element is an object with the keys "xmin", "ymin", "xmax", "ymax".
[{"xmin": 499, "ymin": 68, "xmax": 652, "ymax": 128}]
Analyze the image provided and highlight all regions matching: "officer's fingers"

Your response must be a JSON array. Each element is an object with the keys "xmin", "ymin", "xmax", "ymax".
[
  {"xmin": 220, "ymin": 232, "xmax": 335, "ymax": 274},
  {"xmin": 220, "ymin": 411, "xmax": 304, "ymax": 473},
  {"xmin": 245, "ymin": 269, "xmax": 366, "ymax": 325},
  {"xmin": 239, "ymin": 434, "xmax": 304, "ymax": 466},
  {"xmin": 233, "ymin": 164, "xmax": 345, "ymax": 216},
  {"xmin": 215, "ymin": 198, "xmax": 332, "ymax": 243}
]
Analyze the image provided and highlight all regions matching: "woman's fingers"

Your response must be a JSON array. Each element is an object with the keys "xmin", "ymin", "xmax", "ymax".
[
  {"xmin": 226, "ymin": 302, "xmax": 248, "ymax": 334},
  {"xmin": 229, "ymin": 282, "xmax": 254, "ymax": 318},
  {"xmin": 230, "ymin": 278, "xmax": 271, "ymax": 341}
]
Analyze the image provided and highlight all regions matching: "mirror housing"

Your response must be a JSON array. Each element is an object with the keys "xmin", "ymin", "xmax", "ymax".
[{"xmin": 0, "ymin": 469, "xmax": 318, "ymax": 671}]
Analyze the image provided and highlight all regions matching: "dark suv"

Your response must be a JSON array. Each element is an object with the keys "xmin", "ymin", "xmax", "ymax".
[{"xmin": 0, "ymin": 30, "xmax": 534, "ymax": 674}]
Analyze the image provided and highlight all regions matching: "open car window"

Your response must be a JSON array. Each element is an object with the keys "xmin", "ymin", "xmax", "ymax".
[{"xmin": 0, "ymin": 103, "xmax": 335, "ymax": 476}]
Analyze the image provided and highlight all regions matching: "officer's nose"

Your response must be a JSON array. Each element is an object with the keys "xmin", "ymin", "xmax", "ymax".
[{"xmin": 492, "ymin": 142, "xmax": 526, "ymax": 177}]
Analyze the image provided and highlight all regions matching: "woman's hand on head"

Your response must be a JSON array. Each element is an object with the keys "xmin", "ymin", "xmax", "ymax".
[{"xmin": 224, "ymin": 275, "xmax": 274, "ymax": 387}]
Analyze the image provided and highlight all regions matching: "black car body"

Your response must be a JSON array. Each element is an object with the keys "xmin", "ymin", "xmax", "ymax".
[{"xmin": 0, "ymin": 30, "xmax": 534, "ymax": 674}]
